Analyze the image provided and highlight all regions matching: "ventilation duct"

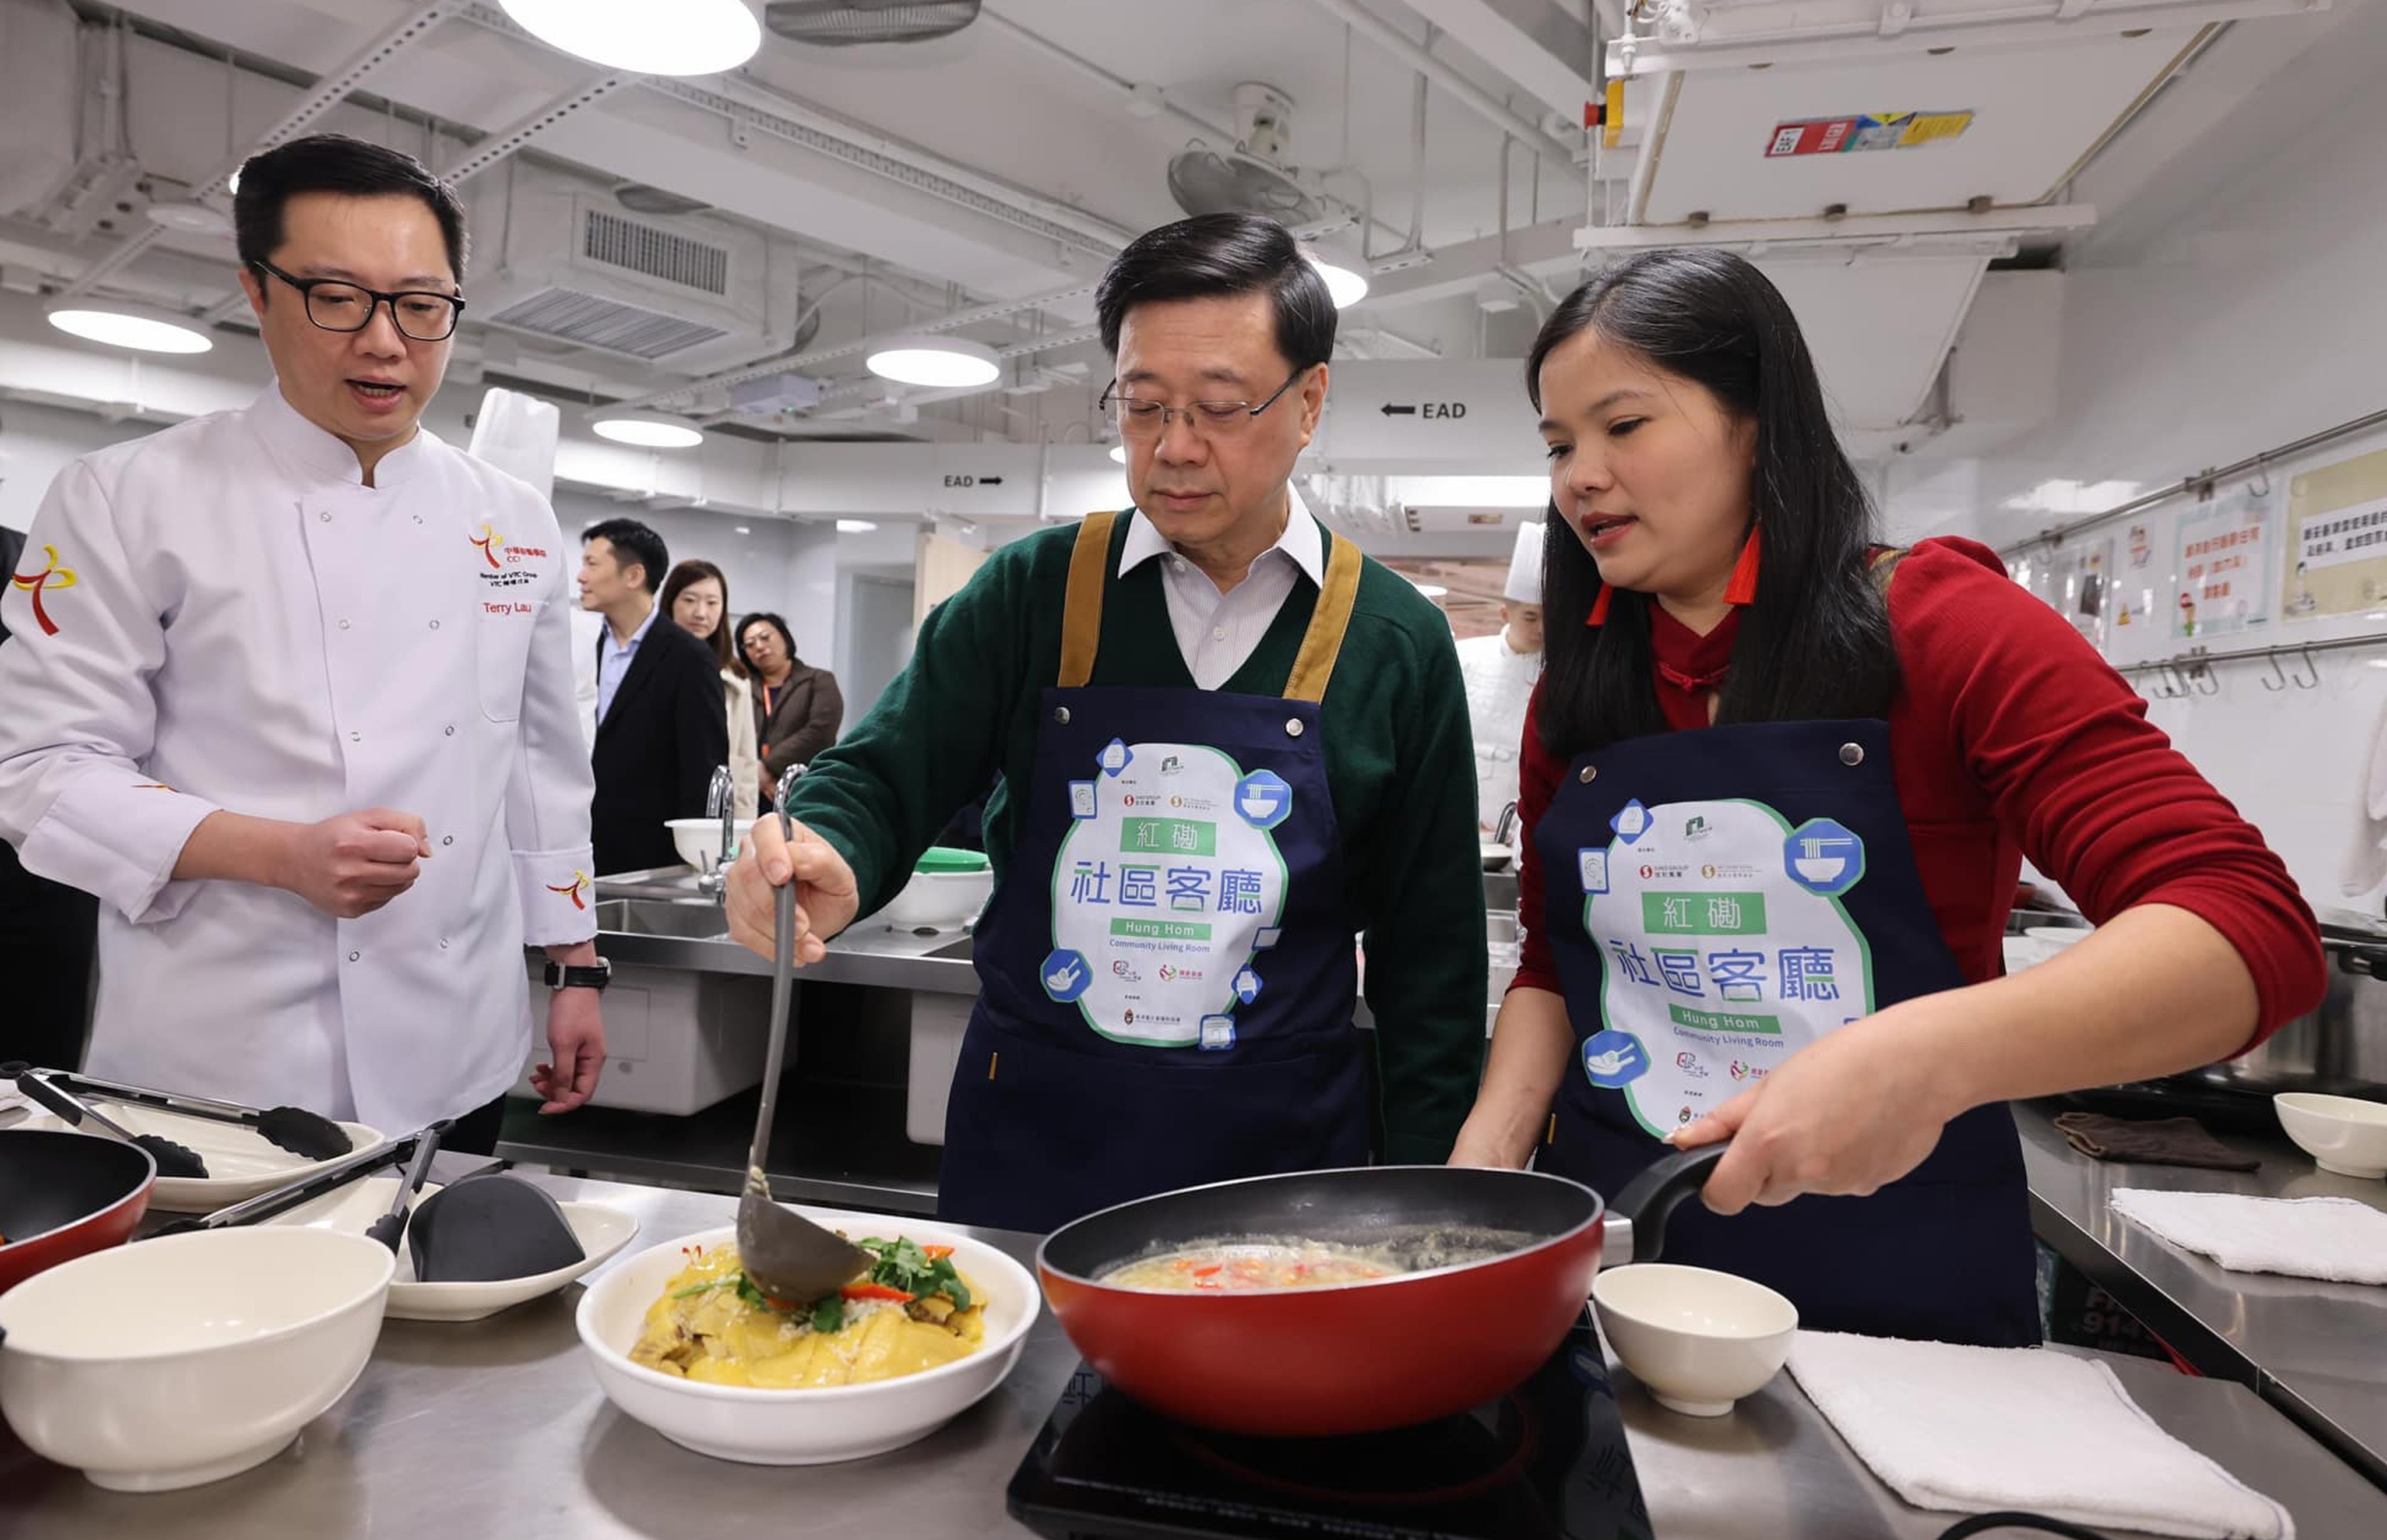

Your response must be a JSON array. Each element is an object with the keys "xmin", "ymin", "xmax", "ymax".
[{"xmin": 763, "ymin": 1, "xmax": 983, "ymax": 45}]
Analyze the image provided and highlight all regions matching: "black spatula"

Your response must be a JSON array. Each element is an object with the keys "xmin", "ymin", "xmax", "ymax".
[
  {"xmin": 405, "ymin": 1168, "xmax": 587, "ymax": 1282},
  {"xmin": 10, "ymin": 1064, "xmax": 209, "ymax": 1179},
  {"xmin": 51, "ymin": 1070, "xmax": 351, "ymax": 1161}
]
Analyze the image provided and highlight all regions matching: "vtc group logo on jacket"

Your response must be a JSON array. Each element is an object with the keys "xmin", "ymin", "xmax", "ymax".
[
  {"xmin": 470, "ymin": 524, "xmax": 549, "ymax": 590},
  {"xmin": 545, "ymin": 869, "xmax": 591, "ymax": 911},
  {"xmin": 9, "ymin": 544, "xmax": 78, "ymax": 636}
]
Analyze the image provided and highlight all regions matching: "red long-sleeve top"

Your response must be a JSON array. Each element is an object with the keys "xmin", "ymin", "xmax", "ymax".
[{"xmin": 1511, "ymin": 537, "xmax": 2325, "ymax": 1045}]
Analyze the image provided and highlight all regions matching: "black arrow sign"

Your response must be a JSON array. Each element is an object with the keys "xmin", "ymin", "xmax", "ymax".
[
  {"xmin": 1380, "ymin": 403, "xmax": 1417, "ymax": 417},
  {"xmin": 980, "ymin": 476, "xmax": 1004, "ymax": 485}
]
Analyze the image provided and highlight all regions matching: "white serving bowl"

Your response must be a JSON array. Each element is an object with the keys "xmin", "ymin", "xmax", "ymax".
[
  {"xmin": 576, "ymin": 1214, "xmax": 1038, "ymax": 1465},
  {"xmin": 0, "ymin": 1228, "xmax": 393, "ymax": 1490},
  {"xmin": 2275, "ymin": 1092, "xmax": 2387, "ymax": 1179},
  {"xmin": 1592, "ymin": 1262, "xmax": 1798, "ymax": 1418},
  {"xmin": 666, "ymin": 816, "xmax": 732, "ymax": 873},
  {"xmin": 879, "ymin": 868, "xmax": 994, "ymax": 932}
]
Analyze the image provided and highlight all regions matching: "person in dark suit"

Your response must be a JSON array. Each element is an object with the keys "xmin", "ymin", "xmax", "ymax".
[
  {"xmin": 735, "ymin": 611, "xmax": 845, "ymax": 786},
  {"xmin": 578, "ymin": 519, "xmax": 728, "ymax": 876},
  {"xmin": 0, "ymin": 521, "xmax": 100, "ymax": 1070}
]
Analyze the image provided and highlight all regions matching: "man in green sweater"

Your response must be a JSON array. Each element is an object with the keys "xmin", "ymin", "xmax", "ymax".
[{"xmin": 724, "ymin": 213, "xmax": 1487, "ymax": 1232}]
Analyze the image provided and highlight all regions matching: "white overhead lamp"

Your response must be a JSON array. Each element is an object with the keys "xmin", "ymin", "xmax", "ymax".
[
  {"xmin": 45, "ymin": 301, "xmax": 213, "ymax": 355},
  {"xmin": 1302, "ymin": 234, "xmax": 1369, "ymax": 309},
  {"xmin": 591, "ymin": 411, "xmax": 706, "ymax": 449},
  {"xmin": 226, "ymin": 168, "xmax": 242, "ymax": 196},
  {"xmin": 836, "ymin": 519, "xmax": 878, "ymax": 534},
  {"xmin": 1108, "ymin": 443, "xmax": 1128, "ymax": 464},
  {"xmin": 864, "ymin": 334, "xmax": 1001, "ymax": 389},
  {"xmin": 499, "ymin": 0, "xmax": 762, "ymax": 76}
]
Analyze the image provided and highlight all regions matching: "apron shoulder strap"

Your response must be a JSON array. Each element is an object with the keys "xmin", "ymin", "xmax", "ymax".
[
  {"xmin": 1282, "ymin": 528, "xmax": 1365, "ymax": 705},
  {"xmin": 1867, "ymin": 545, "xmax": 1909, "ymax": 596},
  {"xmin": 1058, "ymin": 510, "xmax": 1121, "ymax": 689}
]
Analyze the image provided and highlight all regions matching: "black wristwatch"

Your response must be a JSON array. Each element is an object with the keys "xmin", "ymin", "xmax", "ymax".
[{"xmin": 544, "ymin": 957, "xmax": 613, "ymax": 992}]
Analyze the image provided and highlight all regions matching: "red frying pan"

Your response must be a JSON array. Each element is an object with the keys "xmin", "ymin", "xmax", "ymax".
[
  {"xmin": 0, "ymin": 1128, "xmax": 156, "ymax": 1295},
  {"xmin": 1037, "ymin": 1146, "xmax": 1721, "ymax": 1437}
]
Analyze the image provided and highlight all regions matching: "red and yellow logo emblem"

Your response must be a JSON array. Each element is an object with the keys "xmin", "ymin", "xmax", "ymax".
[
  {"xmin": 545, "ymin": 869, "xmax": 591, "ymax": 911},
  {"xmin": 9, "ymin": 544, "xmax": 78, "ymax": 636},
  {"xmin": 470, "ymin": 524, "xmax": 505, "ymax": 570}
]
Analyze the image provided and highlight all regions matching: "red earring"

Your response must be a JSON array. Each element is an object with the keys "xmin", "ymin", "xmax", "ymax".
[
  {"xmin": 1586, "ymin": 584, "xmax": 1613, "ymax": 626},
  {"xmin": 1723, "ymin": 528, "xmax": 1762, "ymax": 607}
]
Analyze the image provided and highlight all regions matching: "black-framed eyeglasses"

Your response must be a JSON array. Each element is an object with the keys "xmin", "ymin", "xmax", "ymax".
[
  {"xmin": 251, "ymin": 259, "xmax": 466, "ymax": 343},
  {"xmin": 1100, "ymin": 364, "xmax": 1311, "ymax": 442}
]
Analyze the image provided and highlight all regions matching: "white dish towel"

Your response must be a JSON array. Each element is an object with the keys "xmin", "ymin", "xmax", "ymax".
[
  {"xmin": 2111, "ymin": 1188, "xmax": 2387, "ymax": 1285},
  {"xmin": 1788, "ymin": 1331, "xmax": 2294, "ymax": 1540}
]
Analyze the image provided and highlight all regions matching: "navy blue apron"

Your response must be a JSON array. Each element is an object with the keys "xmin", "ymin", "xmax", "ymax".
[
  {"xmin": 937, "ymin": 511, "xmax": 1373, "ymax": 1234},
  {"xmin": 1534, "ymin": 700, "xmax": 2040, "ymax": 1347}
]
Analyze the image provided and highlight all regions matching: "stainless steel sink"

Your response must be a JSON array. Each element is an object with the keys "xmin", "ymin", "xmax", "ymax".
[{"xmin": 594, "ymin": 897, "xmax": 732, "ymax": 940}]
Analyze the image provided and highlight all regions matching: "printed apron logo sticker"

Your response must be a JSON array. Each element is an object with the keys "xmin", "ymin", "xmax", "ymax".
[
  {"xmin": 1041, "ymin": 949, "xmax": 1092, "ymax": 1002},
  {"xmin": 1584, "ymin": 797, "xmax": 1873, "ymax": 1137},
  {"xmin": 1050, "ymin": 743, "xmax": 1291, "ymax": 1046},
  {"xmin": 1233, "ymin": 770, "xmax": 1293, "ymax": 830},
  {"xmin": 1069, "ymin": 781, "xmax": 1097, "ymax": 819},
  {"xmin": 1581, "ymin": 1029, "xmax": 1649, "ymax": 1088},
  {"xmin": 1784, "ymin": 818, "xmax": 1865, "ymax": 897},
  {"xmin": 1578, "ymin": 848, "xmax": 1611, "ymax": 896},
  {"xmin": 1610, "ymin": 799, "xmax": 1652, "ymax": 844}
]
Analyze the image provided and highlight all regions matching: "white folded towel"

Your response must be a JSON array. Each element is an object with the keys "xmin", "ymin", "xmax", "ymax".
[
  {"xmin": 2111, "ymin": 1188, "xmax": 2387, "ymax": 1285},
  {"xmin": 1788, "ymin": 1331, "xmax": 2294, "ymax": 1540}
]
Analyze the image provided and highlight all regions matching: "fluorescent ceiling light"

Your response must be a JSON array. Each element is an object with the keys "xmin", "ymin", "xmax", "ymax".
[
  {"xmin": 865, "ymin": 335, "xmax": 1001, "ymax": 389},
  {"xmin": 1386, "ymin": 475, "xmax": 1548, "ymax": 509},
  {"xmin": 45, "ymin": 303, "xmax": 213, "ymax": 355},
  {"xmin": 592, "ymin": 412, "xmax": 705, "ymax": 449},
  {"xmin": 499, "ymin": 0, "xmax": 762, "ymax": 75},
  {"xmin": 734, "ymin": 525, "xmax": 752, "ymax": 534},
  {"xmin": 836, "ymin": 519, "xmax": 878, "ymax": 534},
  {"xmin": 1108, "ymin": 443, "xmax": 1128, "ymax": 464}
]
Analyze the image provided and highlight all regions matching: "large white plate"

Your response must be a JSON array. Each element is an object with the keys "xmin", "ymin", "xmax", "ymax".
[
  {"xmin": 17, "ymin": 1105, "xmax": 383, "ymax": 1213},
  {"xmin": 263, "ymin": 1176, "xmax": 638, "ymax": 1321}
]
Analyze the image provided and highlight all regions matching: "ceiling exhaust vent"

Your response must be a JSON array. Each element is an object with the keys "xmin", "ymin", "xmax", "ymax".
[{"xmin": 764, "ymin": 2, "xmax": 983, "ymax": 46}]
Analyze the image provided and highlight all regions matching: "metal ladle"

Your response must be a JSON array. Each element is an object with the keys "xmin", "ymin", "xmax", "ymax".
[{"xmin": 735, "ymin": 767, "xmax": 873, "ymax": 1303}]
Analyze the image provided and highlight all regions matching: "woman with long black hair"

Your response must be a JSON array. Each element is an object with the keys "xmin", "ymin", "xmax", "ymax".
[{"xmin": 1450, "ymin": 248, "xmax": 2325, "ymax": 1345}]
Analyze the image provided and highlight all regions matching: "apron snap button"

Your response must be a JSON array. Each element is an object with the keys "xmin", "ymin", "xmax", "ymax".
[
  {"xmin": 1054, "ymin": 706, "xmax": 1071, "ymax": 725},
  {"xmin": 1284, "ymin": 718, "xmax": 1305, "ymax": 738},
  {"xmin": 1579, "ymin": 765, "xmax": 1597, "ymax": 784},
  {"xmin": 347, "ymin": 950, "xmax": 360, "ymax": 963},
  {"xmin": 1839, "ymin": 742, "xmax": 1865, "ymax": 766}
]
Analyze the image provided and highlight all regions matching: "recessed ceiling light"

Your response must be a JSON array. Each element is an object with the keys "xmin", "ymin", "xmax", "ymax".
[
  {"xmin": 1108, "ymin": 443, "xmax": 1128, "ymax": 464},
  {"xmin": 591, "ymin": 411, "xmax": 705, "ymax": 449},
  {"xmin": 734, "ymin": 525, "xmax": 752, "ymax": 534},
  {"xmin": 864, "ymin": 335, "xmax": 1001, "ymax": 389},
  {"xmin": 836, "ymin": 519, "xmax": 879, "ymax": 534},
  {"xmin": 499, "ymin": 0, "xmax": 762, "ymax": 75},
  {"xmin": 45, "ymin": 302, "xmax": 213, "ymax": 355}
]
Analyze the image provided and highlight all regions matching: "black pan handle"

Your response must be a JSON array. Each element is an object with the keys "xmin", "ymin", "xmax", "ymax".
[{"xmin": 1608, "ymin": 1142, "xmax": 1727, "ymax": 1264}]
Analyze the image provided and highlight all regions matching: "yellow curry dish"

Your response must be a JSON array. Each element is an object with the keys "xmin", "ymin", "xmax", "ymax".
[
  {"xmin": 631, "ymin": 1236, "xmax": 986, "ymax": 1389},
  {"xmin": 1103, "ymin": 1241, "xmax": 1399, "ymax": 1292}
]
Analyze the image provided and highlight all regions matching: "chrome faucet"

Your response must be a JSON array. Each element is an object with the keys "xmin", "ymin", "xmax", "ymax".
[
  {"xmin": 699, "ymin": 764, "xmax": 736, "ymax": 898},
  {"xmin": 1494, "ymin": 800, "xmax": 1521, "ymax": 847}
]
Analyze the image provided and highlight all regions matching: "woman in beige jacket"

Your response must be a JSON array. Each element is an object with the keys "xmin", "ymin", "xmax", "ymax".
[{"xmin": 660, "ymin": 560, "xmax": 760, "ymax": 823}]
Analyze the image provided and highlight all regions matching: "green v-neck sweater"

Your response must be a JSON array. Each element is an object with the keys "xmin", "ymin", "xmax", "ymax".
[{"xmin": 788, "ymin": 512, "xmax": 1487, "ymax": 1164}]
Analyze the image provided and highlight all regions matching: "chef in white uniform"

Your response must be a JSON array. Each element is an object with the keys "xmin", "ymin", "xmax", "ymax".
[
  {"xmin": 0, "ymin": 134, "xmax": 607, "ymax": 1146},
  {"xmin": 1456, "ymin": 519, "xmax": 1547, "ymax": 833}
]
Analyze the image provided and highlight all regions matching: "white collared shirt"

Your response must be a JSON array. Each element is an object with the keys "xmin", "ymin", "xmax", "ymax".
[
  {"xmin": 594, "ymin": 604, "xmax": 657, "ymax": 726},
  {"xmin": 0, "ymin": 384, "xmax": 596, "ymax": 1130},
  {"xmin": 1117, "ymin": 488, "xmax": 1326, "ymax": 690}
]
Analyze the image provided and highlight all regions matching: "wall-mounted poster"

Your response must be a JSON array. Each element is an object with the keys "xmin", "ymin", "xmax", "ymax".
[
  {"xmin": 2173, "ymin": 483, "xmax": 2276, "ymax": 639},
  {"xmin": 2284, "ymin": 446, "xmax": 2387, "ymax": 621},
  {"xmin": 2049, "ymin": 537, "xmax": 2114, "ymax": 651}
]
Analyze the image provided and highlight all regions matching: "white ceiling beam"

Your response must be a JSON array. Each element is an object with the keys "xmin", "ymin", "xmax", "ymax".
[
  {"xmin": 1391, "ymin": 0, "xmax": 1602, "ymax": 122},
  {"xmin": 1302, "ymin": 0, "xmax": 1585, "ymax": 165}
]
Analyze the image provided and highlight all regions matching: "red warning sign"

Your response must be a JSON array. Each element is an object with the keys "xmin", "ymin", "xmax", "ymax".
[{"xmin": 1766, "ymin": 119, "xmax": 1858, "ymax": 157}]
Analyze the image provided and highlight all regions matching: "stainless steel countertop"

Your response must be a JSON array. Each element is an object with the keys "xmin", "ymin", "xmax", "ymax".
[
  {"xmin": 586, "ymin": 871, "xmax": 983, "ymax": 995},
  {"xmin": 2019, "ymin": 1100, "xmax": 2387, "ymax": 1489},
  {"xmin": 9, "ymin": 1156, "xmax": 2384, "ymax": 1539}
]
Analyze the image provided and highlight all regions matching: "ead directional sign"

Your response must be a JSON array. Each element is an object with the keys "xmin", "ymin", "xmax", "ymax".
[
  {"xmin": 1378, "ymin": 401, "xmax": 1467, "ymax": 418},
  {"xmin": 1316, "ymin": 362, "xmax": 1534, "ymax": 467}
]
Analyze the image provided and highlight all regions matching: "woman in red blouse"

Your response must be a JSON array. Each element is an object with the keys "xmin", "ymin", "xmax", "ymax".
[{"xmin": 1449, "ymin": 248, "xmax": 2324, "ymax": 1345}]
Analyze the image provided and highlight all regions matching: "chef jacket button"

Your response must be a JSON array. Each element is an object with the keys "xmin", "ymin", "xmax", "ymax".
[
  {"xmin": 442, "ymin": 835, "xmax": 454, "ymax": 846},
  {"xmin": 1579, "ymin": 765, "xmax": 1597, "ymax": 783},
  {"xmin": 318, "ymin": 511, "xmax": 331, "ymax": 523},
  {"xmin": 1054, "ymin": 707, "xmax": 1071, "ymax": 725},
  {"xmin": 1839, "ymin": 742, "xmax": 1865, "ymax": 766},
  {"xmin": 347, "ymin": 950, "xmax": 361, "ymax": 963},
  {"xmin": 413, "ymin": 514, "xmax": 424, "ymax": 524},
  {"xmin": 439, "ymin": 939, "xmax": 450, "ymax": 950},
  {"xmin": 1284, "ymin": 717, "xmax": 1304, "ymax": 738},
  {"xmin": 338, "ymin": 619, "xmax": 351, "ymax": 631},
  {"xmin": 349, "ymin": 731, "xmax": 361, "ymax": 743},
  {"xmin": 444, "ymin": 725, "xmax": 456, "ymax": 736},
  {"xmin": 429, "ymin": 619, "xmax": 440, "ymax": 630}
]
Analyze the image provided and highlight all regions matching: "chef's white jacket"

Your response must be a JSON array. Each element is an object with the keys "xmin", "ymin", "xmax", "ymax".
[
  {"xmin": 0, "ymin": 386, "xmax": 596, "ymax": 1131},
  {"xmin": 1455, "ymin": 628, "xmax": 1543, "ymax": 833}
]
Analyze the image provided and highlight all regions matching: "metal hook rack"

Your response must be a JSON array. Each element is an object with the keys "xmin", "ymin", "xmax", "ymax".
[{"xmin": 2114, "ymin": 632, "xmax": 2384, "ymax": 693}]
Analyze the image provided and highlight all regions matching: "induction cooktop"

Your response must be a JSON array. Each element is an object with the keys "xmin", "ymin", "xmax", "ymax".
[{"xmin": 1005, "ymin": 1323, "xmax": 1653, "ymax": 1540}]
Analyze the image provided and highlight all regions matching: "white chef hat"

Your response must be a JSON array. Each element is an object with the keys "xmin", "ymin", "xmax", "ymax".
[{"xmin": 1503, "ymin": 520, "xmax": 1545, "ymax": 605}]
